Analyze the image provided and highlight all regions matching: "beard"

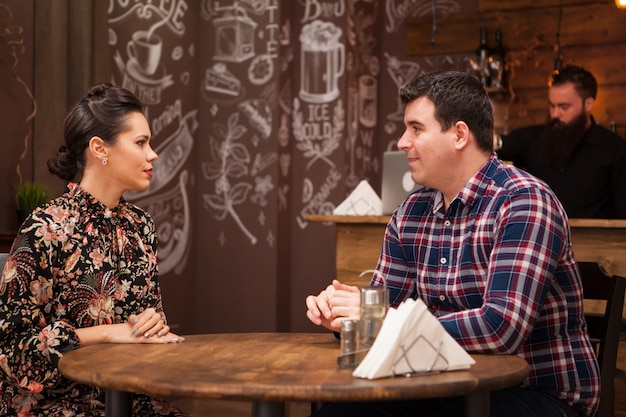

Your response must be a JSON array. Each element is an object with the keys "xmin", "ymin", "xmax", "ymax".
[{"xmin": 540, "ymin": 110, "xmax": 588, "ymax": 168}]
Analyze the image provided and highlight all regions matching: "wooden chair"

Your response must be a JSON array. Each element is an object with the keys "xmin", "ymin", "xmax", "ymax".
[{"xmin": 579, "ymin": 261, "xmax": 626, "ymax": 417}]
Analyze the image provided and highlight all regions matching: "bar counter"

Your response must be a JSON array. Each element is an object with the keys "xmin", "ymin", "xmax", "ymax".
[{"xmin": 306, "ymin": 214, "xmax": 626, "ymax": 300}]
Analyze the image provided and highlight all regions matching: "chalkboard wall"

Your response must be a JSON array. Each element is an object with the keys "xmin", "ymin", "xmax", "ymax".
[{"xmin": 2, "ymin": 0, "xmax": 626, "ymax": 335}]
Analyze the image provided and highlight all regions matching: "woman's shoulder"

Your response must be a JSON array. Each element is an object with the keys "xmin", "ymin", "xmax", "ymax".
[{"xmin": 25, "ymin": 195, "xmax": 79, "ymax": 224}]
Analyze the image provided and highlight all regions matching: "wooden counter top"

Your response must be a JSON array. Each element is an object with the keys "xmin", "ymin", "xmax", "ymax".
[
  {"xmin": 306, "ymin": 214, "xmax": 390, "ymax": 224},
  {"xmin": 306, "ymin": 214, "xmax": 626, "ymax": 282},
  {"xmin": 307, "ymin": 215, "xmax": 626, "ymax": 229}
]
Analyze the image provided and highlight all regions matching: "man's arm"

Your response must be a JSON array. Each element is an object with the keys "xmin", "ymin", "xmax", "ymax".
[{"xmin": 439, "ymin": 186, "xmax": 569, "ymax": 354}]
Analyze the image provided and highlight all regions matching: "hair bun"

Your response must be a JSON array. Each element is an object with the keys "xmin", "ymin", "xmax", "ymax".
[
  {"xmin": 85, "ymin": 82, "xmax": 114, "ymax": 101},
  {"xmin": 47, "ymin": 145, "xmax": 78, "ymax": 181}
]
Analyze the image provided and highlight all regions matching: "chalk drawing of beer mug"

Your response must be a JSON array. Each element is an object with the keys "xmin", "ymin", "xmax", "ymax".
[{"xmin": 299, "ymin": 21, "xmax": 345, "ymax": 104}]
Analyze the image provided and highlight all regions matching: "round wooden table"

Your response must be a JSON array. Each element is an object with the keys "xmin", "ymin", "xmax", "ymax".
[{"xmin": 58, "ymin": 333, "xmax": 529, "ymax": 417}]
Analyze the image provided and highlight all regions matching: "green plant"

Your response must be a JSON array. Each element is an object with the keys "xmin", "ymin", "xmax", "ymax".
[{"xmin": 15, "ymin": 181, "xmax": 51, "ymax": 211}]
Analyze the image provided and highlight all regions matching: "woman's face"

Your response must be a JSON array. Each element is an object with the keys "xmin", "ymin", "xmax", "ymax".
[{"xmin": 105, "ymin": 111, "xmax": 158, "ymax": 193}]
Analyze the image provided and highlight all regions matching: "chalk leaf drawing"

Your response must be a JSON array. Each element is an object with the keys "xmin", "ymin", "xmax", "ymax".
[
  {"xmin": 292, "ymin": 98, "xmax": 344, "ymax": 170},
  {"xmin": 202, "ymin": 112, "xmax": 257, "ymax": 245}
]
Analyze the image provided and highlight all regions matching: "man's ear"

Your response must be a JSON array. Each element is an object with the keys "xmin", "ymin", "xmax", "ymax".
[
  {"xmin": 453, "ymin": 121, "xmax": 470, "ymax": 150},
  {"xmin": 88, "ymin": 136, "xmax": 108, "ymax": 161},
  {"xmin": 584, "ymin": 97, "xmax": 595, "ymax": 114}
]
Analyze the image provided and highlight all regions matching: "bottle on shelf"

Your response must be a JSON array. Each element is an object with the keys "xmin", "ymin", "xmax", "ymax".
[
  {"xmin": 476, "ymin": 27, "xmax": 491, "ymax": 87},
  {"xmin": 489, "ymin": 29, "xmax": 505, "ymax": 89}
]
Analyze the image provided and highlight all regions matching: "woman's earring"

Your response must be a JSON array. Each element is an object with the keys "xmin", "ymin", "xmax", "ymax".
[{"xmin": 101, "ymin": 157, "xmax": 108, "ymax": 165}]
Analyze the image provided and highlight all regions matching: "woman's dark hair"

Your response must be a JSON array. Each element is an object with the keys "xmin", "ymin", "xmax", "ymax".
[
  {"xmin": 399, "ymin": 71, "xmax": 494, "ymax": 153},
  {"xmin": 47, "ymin": 83, "xmax": 144, "ymax": 181}
]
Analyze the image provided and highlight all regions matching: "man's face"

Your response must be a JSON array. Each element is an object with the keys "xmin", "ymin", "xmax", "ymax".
[
  {"xmin": 548, "ymin": 82, "xmax": 589, "ymax": 127},
  {"xmin": 397, "ymin": 96, "xmax": 455, "ymax": 190},
  {"xmin": 542, "ymin": 82, "xmax": 591, "ymax": 167}
]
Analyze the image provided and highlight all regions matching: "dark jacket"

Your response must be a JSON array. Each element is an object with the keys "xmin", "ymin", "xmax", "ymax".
[{"xmin": 498, "ymin": 121, "xmax": 626, "ymax": 219}]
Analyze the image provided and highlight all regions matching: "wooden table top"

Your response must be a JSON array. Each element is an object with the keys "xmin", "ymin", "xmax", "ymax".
[
  {"xmin": 58, "ymin": 333, "xmax": 529, "ymax": 403},
  {"xmin": 306, "ymin": 214, "xmax": 626, "ymax": 229}
]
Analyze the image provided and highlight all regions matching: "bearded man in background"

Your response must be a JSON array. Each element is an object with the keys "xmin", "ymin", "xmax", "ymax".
[{"xmin": 495, "ymin": 65, "xmax": 626, "ymax": 218}]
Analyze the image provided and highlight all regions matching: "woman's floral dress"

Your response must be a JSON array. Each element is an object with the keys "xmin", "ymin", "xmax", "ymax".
[{"xmin": 0, "ymin": 183, "xmax": 186, "ymax": 416}]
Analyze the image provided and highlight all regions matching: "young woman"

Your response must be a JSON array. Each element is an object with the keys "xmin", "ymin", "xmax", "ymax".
[{"xmin": 0, "ymin": 83, "xmax": 187, "ymax": 416}]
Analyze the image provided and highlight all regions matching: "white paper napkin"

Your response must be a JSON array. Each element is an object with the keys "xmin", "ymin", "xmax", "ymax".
[
  {"xmin": 333, "ymin": 180, "xmax": 383, "ymax": 216},
  {"xmin": 353, "ymin": 298, "xmax": 475, "ymax": 379}
]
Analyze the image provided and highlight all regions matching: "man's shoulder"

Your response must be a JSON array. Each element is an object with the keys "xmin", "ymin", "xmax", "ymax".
[
  {"xmin": 491, "ymin": 161, "xmax": 552, "ymax": 194},
  {"xmin": 487, "ymin": 164, "xmax": 568, "ymax": 219},
  {"xmin": 587, "ymin": 123, "xmax": 626, "ymax": 146}
]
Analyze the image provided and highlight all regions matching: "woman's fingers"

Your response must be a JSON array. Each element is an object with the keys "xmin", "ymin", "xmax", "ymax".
[{"xmin": 130, "ymin": 308, "xmax": 166, "ymax": 337}]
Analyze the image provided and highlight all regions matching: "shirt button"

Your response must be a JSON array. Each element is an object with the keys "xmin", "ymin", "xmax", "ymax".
[
  {"xmin": 439, "ymin": 295, "xmax": 446, "ymax": 301},
  {"xmin": 444, "ymin": 220, "xmax": 451, "ymax": 227},
  {"xmin": 440, "ymin": 257, "xmax": 447, "ymax": 265}
]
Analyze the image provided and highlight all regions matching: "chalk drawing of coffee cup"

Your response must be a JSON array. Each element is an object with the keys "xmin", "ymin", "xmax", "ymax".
[
  {"xmin": 127, "ymin": 30, "xmax": 162, "ymax": 76},
  {"xmin": 299, "ymin": 21, "xmax": 345, "ymax": 104}
]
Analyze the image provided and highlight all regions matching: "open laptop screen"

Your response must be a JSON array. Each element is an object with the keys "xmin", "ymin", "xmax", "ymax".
[{"xmin": 381, "ymin": 151, "xmax": 422, "ymax": 215}]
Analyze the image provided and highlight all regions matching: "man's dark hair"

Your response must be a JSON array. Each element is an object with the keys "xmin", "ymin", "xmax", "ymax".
[
  {"xmin": 399, "ymin": 71, "xmax": 494, "ymax": 153},
  {"xmin": 550, "ymin": 65, "xmax": 597, "ymax": 100}
]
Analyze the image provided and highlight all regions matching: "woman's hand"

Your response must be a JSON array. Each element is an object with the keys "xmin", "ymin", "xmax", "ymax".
[
  {"xmin": 305, "ymin": 279, "xmax": 361, "ymax": 332},
  {"xmin": 75, "ymin": 308, "xmax": 184, "ymax": 345},
  {"xmin": 126, "ymin": 308, "xmax": 184, "ymax": 343}
]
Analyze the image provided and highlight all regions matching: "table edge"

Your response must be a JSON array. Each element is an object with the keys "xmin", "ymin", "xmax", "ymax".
[{"xmin": 59, "ymin": 333, "xmax": 529, "ymax": 403}]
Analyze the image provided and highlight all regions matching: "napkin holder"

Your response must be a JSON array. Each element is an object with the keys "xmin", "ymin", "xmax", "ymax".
[
  {"xmin": 352, "ymin": 298, "xmax": 476, "ymax": 379},
  {"xmin": 392, "ymin": 335, "xmax": 446, "ymax": 376}
]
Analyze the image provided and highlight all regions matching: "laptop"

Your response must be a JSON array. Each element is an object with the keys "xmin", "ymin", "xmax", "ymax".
[{"xmin": 381, "ymin": 151, "xmax": 422, "ymax": 215}]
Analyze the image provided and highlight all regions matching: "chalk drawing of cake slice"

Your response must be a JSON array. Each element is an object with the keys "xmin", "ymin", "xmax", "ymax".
[{"xmin": 204, "ymin": 63, "xmax": 241, "ymax": 97}]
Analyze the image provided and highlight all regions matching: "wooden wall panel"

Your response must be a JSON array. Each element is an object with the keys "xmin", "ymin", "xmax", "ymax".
[
  {"xmin": 479, "ymin": 0, "xmax": 610, "ymax": 12},
  {"xmin": 507, "ymin": 44, "xmax": 626, "ymax": 90},
  {"xmin": 407, "ymin": 3, "xmax": 625, "ymax": 56}
]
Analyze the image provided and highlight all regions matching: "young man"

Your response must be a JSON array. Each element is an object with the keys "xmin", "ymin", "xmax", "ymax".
[
  {"xmin": 306, "ymin": 71, "xmax": 599, "ymax": 417},
  {"xmin": 495, "ymin": 65, "xmax": 626, "ymax": 219}
]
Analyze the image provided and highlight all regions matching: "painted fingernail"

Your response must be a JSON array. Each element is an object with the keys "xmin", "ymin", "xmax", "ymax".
[
  {"xmin": 157, "ymin": 331, "xmax": 164, "ymax": 337},
  {"xmin": 132, "ymin": 317, "xmax": 139, "ymax": 324},
  {"xmin": 144, "ymin": 332, "xmax": 150, "ymax": 338}
]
